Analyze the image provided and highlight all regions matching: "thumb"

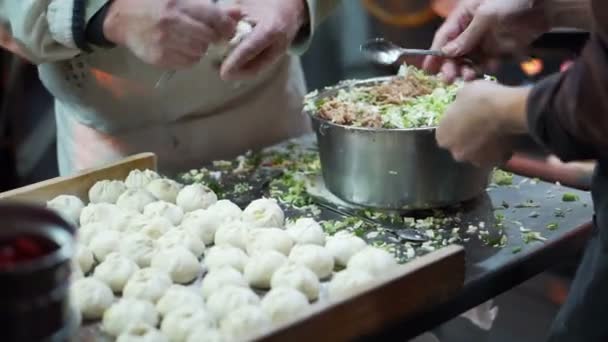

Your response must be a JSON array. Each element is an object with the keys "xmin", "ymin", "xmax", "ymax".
[{"xmin": 442, "ymin": 11, "xmax": 492, "ymax": 57}]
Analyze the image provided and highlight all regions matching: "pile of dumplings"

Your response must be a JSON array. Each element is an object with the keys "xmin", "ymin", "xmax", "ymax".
[{"xmin": 47, "ymin": 168, "xmax": 400, "ymax": 342}]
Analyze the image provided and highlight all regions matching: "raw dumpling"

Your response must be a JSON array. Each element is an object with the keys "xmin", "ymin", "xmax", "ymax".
[
  {"xmin": 219, "ymin": 305, "xmax": 271, "ymax": 341},
  {"xmin": 47, "ymin": 195, "xmax": 84, "ymax": 226},
  {"xmin": 200, "ymin": 266, "xmax": 247, "ymax": 299},
  {"xmin": 288, "ymin": 244, "xmax": 334, "ymax": 280},
  {"xmin": 286, "ymin": 218, "xmax": 326, "ymax": 246},
  {"xmin": 94, "ymin": 252, "xmax": 140, "ymax": 293},
  {"xmin": 157, "ymin": 228, "xmax": 205, "ymax": 258},
  {"xmin": 347, "ymin": 247, "xmax": 398, "ymax": 276},
  {"xmin": 117, "ymin": 323, "xmax": 168, "ymax": 342},
  {"xmin": 325, "ymin": 232, "xmax": 367, "ymax": 267},
  {"xmin": 117, "ymin": 188, "xmax": 157, "ymax": 213},
  {"xmin": 246, "ymin": 228, "xmax": 293, "ymax": 256},
  {"xmin": 89, "ymin": 230, "xmax": 122, "ymax": 262},
  {"xmin": 123, "ymin": 268, "xmax": 172, "ymax": 303},
  {"xmin": 125, "ymin": 169, "xmax": 161, "ymax": 189},
  {"xmin": 102, "ymin": 298, "xmax": 159, "ymax": 337},
  {"xmin": 243, "ymin": 198, "xmax": 284, "ymax": 228},
  {"xmin": 244, "ymin": 250, "xmax": 287, "ymax": 289},
  {"xmin": 151, "ymin": 247, "xmax": 200, "ymax": 284},
  {"xmin": 145, "ymin": 179, "xmax": 182, "ymax": 203},
  {"xmin": 156, "ymin": 285, "xmax": 205, "ymax": 317},
  {"xmin": 327, "ymin": 269, "xmax": 375, "ymax": 301},
  {"xmin": 261, "ymin": 287, "xmax": 310, "ymax": 325},
  {"xmin": 89, "ymin": 180, "xmax": 127, "ymax": 204},
  {"xmin": 71, "ymin": 260, "xmax": 84, "ymax": 280},
  {"xmin": 77, "ymin": 222, "xmax": 105, "ymax": 246},
  {"xmin": 129, "ymin": 217, "xmax": 174, "ymax": 240},
  {"xmin": 176, "ymin": 184, "xmax": 218, "ymax": 212},
  {"xmin": 214, "ymin": 221, "xmax": 249, "ymax": 250},
  {"xmin": 207, "ymin": 200, "xmax": 242, "ymax": 220},
  {"xmin": 181, "ymin": 200, "xmax": 242, "ymax": 245},
  {"xmin": 270, "ymin": 264, "xmax": 320, "ymax": 301},
  {"xmin": 186, "ymin": 328, "xmax": 225, "ymax": 342},
  {"xmin": 143, "ymin": 201, "xmax": 184, "ymax": 226},
  {"xmin": 120, "ymin": 233, "xmax": 156, "ymax": 268},
  {"xmin": 208, "ymin": 20, "xmax": 254, "ymax": 63},
  {"xmin": 75, "ymin": 244, "xmax": 95, "ymax": 274},
  {"xmin": 206, "ymin": 285, "xmax": 260, "ymax": 320},
  {"xmin": 160, "ymin": 306, "xmax": 215, "ymax": 342},
  {"xmin": 203, "ymin": 245, "xmax": 248, "ymax": 272},
  {"xmin": 71, "ymin": 278, "xmax": 114, "ymax": 320},
  {"xmin": 80, "ymin": 203, "xmax": 123, "ymax": 226}
]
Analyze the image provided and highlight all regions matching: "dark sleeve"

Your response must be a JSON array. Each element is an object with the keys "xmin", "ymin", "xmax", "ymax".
[
  {"xmin": 84, "ymin": 0, "xmax": 115, "ymax": 49},
  {"xmin": 526, "ymin": 33, "xmax": 608, "ymax": 162}
]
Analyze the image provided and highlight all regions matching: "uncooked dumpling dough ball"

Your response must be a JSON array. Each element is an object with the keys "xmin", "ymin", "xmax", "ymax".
[
  {"xmin": 203, "ymin": 245, "xmax": 248, "ymax": 272},
  {"xmin": 243, "ymin": 198, "xmax": 284, "ymax": 228},
  {"xmin": 117, "ymin": 323, "xmax": 168, "ymax": 342},
  {"xmin": 123, "ymin": 268, "xmax": 172, "ymax": 303},
  {"xmin": 71, "ymin": 260, "xmax": 84, "ymax": 280},
  {"xmin": 208, "ymin": 20, "xmax": 253, "ymax": 63},
  {"xmin": 181, "ymin": 200, "xmax": 242, "ymax": 245},
  {"xmin": 327, "ymin": 269, "xmax": 375, "ymax": 301},
  {"xmin": 89, "ymin": 230, "xmax": 122, "ymax": 262},
  {"xmin": 151, "ymin": 247, "xmax": 200, "ymax": 284},
  {"xmin": 186, "ymin": 328, "xmax": 225, "ymax": 342},
  {"xmin": 271, "ymin": 264, "xmax": 320, "ymax": 301},
  {"xmin": 347, "ymin": 247, "xmax": 398, "ymax": 277},
  {"xmin": 94, "ymin": 252, "xmax": 140, "ymax": 293},
  {"xmin": 89, "ymin": 179, "xmax": 127, "ymax": 204},
  {"xmin": 157, "ymin": 228, "xmax": 205, "ymax": 258},
  {"xmin": 102, "ymin": 298, "xmax": 159, "ymax": 337},
  {"xmin": 200, "ymin": 266, "xmax": 247, "ymax": 299},
  {"xmin": 220, "ymin": 305, "xmax": 271, "ymax": 341},
  {"xmin": 246, "ymin": 228, "xmax": 293, "ymax": 256},
  {"xmin": 117, "ymin": 188, "xmax": 157, "ymax": 213},
  {"xmin": 325, "ymin": 232, "xmax": 367, "ymax": 267},
  {"xmin": 120, "ymin": 233, "xmax": 157, "ymax": 268},
  {"xmin": 288, "ymin": 244, "xmax": 334, "ymax": 280},
  {"xmin": 129, "ymin": 217, "xmax": 174, "ymax": 240},
  {"xmin": 160, "ymin": 306, "xmax": 215, "ymax": 342},
  {"xmin": 206, "ymin": 285, "xmax": 260, "ymax": 320},
  {"xmin": 176, "ymin": 184, "xmax": 218, "ymax": 212},
  {"xmin": 287, "ymin": 218, "xmax": 326, "ymax": 246},
  {"xmin": 125, "ymin": 169, "xmax": 161, "ymax": 189},
  {"xmin": 261, "ymin": 287, "xmax": 310, "ymax": 325},
  {"xmin": 47, "ymin": 195, "xmax": 84, "ymax": 226},
  {"xmin": 244, "ymin": 250, "xmax": 287, "ymax": 289},
  {"xmin": 143, "ymin": 201, "xmax": 184, "ymax": 226},
  {"xmin": 157, "ymin": 285, "xmax": 204, "ymax": 317},
  {"xmin": 75, "ymin": 244, "xmax": 95, "ymax": 274},
  {"xmin": 80, "ymin": 203, "xmax": 123, "ymax": 226},
  {"xmin": 208, "ymin": 199, "xmax": 242, "ymax": 220},
  {"xmin": 77, "ymin": 222, "xmax": 105, "ymax": 246},
  {"xmin": 145, "ymin": 179, "xmax": 182, "ymax": 203},
  {"xmin": 214, "ymin": 221, "xmax": 249, "ymax": 250},
  {"xmin": 71, "ymin": 278, "xmax": 114, "ymax": 320}
]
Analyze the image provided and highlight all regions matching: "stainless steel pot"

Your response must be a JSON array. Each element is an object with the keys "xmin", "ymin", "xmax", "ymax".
[{"xmin": 306, "ymin": 77, "xmax": 491, "ymax": 210}]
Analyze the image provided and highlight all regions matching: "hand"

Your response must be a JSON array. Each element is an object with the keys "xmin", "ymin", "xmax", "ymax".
[
  {"xmin": 423, "ymin": 0, "xmax": 549, "ymax": 83},
  {"xmin": 436, "ymin": 80, "xmax": 530, "ymax": 168},
  {"xmin": 103, "ymin": 0, "xmax": 242, "ymax": 69},
  {"xmin": 219, "ymin": 0, "xmax": 308, "ymax": 81}
]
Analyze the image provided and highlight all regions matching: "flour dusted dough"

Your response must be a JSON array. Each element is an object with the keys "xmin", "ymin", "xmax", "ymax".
[
  {"xmin": 151, "ymin": 247, "xmax": 200, "ymax": 284},
  {"xmin": 77, "ymin": 222, "xmax": 105, "ymax": 246},
  {"xmin": 145, "ymin": 179, "xmax": 182, "ymax": 203},
  {"xmin": 200, "ymin": 266, "xmax": 247, "ymax": 299},
  {"xmin": 288, "ymin": 244, "xmax": 334, "ymax": 280},
  {"xmin": 244, "ymin": 250, "xmax": 287, "ymax": 289},
  {"xmin": 125, "ymin": 169, "xmax": 161, "ymax": 189},
  {"xmin": 71, "ymin": 278, "xmax": 114, "ymax": 320},
  {"xmin": 208, "ymin": 20, "xmax": 254, "ymax": 63},
  {"xmin": 246, "ymin": 228, "xmax": 293, "ymax": 256},
  {"xmin": 157, "ymin": 228, "xmax": 205, "ymax": 258},
  {"xmin": 325, "ymin": 232, "xmax": 367, "ymax": 267},
  {"xmin": 214, "ymin": 221, "xmax": 250, "ymax": 250},
  {"xmin": 102, "ymin": 298, "xmax": 159, "ymax": 337},
  {"xmin": 286, "ymin": 218, "xmax": 326, "ymax": 246},
  {"xmin": 207, "ymin": 200, "xmax": 242, "ymax": 220},
  {"xmin": 206, "ymin": 285, "xmax": 260, "ymax": 320},
  {"xmin": 94, "ymin": 252, "xmax": 140, "ymax": 293},
  {"xmin": 47, "ymin": 195, "xmax": 85, "ymax": 226},
  {"xmin": 176, "ymin": 184, "xmax": 218, "ymax": 212},
  {"xmin": 75, "ymin": 244, "xmax": 95, "ymax": 274},
  {"xmin": 117, "ymin": 323, "xmax": 168, "ymax": 342},
  {"xmin": 89, "ymin": 180, "xmax": 127, "ymax": 204},
  {"xmin": 123, "ymin": 268, "xmax": 172, "ymax": 303},
  {"xmin": 181, "ymin": 200, "xmax": 242, "ymax": 245},
  {"xmin": 80, "ymin": 203, "xmax": 123, "ymax": 226},
  {"xmin": 261, "ymin": 287, "xmax": 310, "ymax": 324},
  {"xmin": 219, "ymin": 305, "xmax": 271, "ymax": 341},
  {"xmin": 156, "ymin": 285, "xmax": 205, "ymax": 317},
  {"xmin": 203, "ymin": 245, "xmax": 248, "ymax": 272},
  {"xmin": 143, "ymin": 201, "xmax": 184, "ymax": 226},
  {"xmin": 117, "ymin": 188, "xmax": 157, "ymax": 213},
  {"xmin": 327, "ymin": 269, "xmax": 375, "ymax": 301},
  {"xmin": 347, "ymin": 246, "xmax": 398, "ymax": 276},
  {"xmin": 160, "ymin": 306, "xmax": 215, "ymax": 342},
  {"xmin": 89, "ymin": 230, "xmax": 122, "ymax": 262},
  {"xmin": 120, "ymin": 233, "xmax": 157, "ymax": 268},
  {"xmin": 243, "ymin": 198, "xmax": 285, "ymax": 228},
  {"xmin": 270, "ymin": 264, "xmax": 320, "ymax": 301},
  {"xmin": 129, "ymin": 217, "xmax": 174, "ymax": 240}
]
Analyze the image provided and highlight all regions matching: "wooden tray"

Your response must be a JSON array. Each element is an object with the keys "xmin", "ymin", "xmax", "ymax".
[{"xmin": 0, "ymin": 153, "xmax": 465, "ymax": 341}]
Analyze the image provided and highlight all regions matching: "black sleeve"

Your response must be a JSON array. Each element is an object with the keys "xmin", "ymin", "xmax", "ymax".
[{"xmin": 84, "ymin": 0, "xmax": 116, "ymax": 49}]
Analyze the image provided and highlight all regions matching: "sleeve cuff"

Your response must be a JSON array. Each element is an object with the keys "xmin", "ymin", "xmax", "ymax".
[
  {"xmin": 289, "ymin": 0, "xmax": 316, "ymax": 56},
  {"xmin": 47, "ymin": 0, "xmax": 109, "ymax": 51}
]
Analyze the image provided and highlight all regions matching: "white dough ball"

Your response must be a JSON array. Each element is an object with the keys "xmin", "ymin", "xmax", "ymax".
[
  {"xmin": 117, "ymin": 323, "xmax": 168, "ymax": 342},
  {"xmin": 243, "ymin": 198, "xmax": 284, "ymax": 228},
  {"xmin": 102, "ymin": 298, "xmax": 159, "ymax": 337},
  {"xmin": 261, "ymin": 287, "xmax": 310, "ymax": 325},
  {"xmin": 206, "ymin": 285, "xmax": 260, "ymax": 320},
  {"xmin": 75, "ymin": 244, "xmax": 95, "ymax": 274},
  {"xmin": 145, "ymin": 179, "xmax": 182, "ymax": 203},
  {"xmin": 157, "ymin": 285, "xmax": 205, "ymax": 317},
  {"xmin": 325, "ymin": 232, "xmax": 367, "ymax": 267},
  {"xmin": 160, "ymin": 306, "xmax": 215, "ymax": 342},
  {"xmin": 71, "ymin": 260, "xmax": 84, "ymax": 280},
  {"xmin": 214, "ymin": 221, "xmax": 249, "ymax": 250},
  {"xmin": 71, "ymin": 278, "xmax": 114, "ymax": 320},
  {"xmin": 143, "ymin": 201, "xmax": 184, "ymax": 226},
  {"xmin": 286, "ymin": 218, "xmax": 326, "ymax": 246},
  {"xmin": 176, "ymin": 184, "xmax": 218, "ymax": 212},
  {"xmin": 125, "ymin": 169, "xmax": 161, "ymax": 189},
  {"xmin": 181, "ymin": 200, "xmax": 242, "ymax": 246},
  {"xmin": 89, "ymin": 230, "xmax": 122, "ymax": 262},
  {"xmin": 129, "ymin": 217, "xmax": 174, "ymax": 240},
  {"xmin": 208, "ymin": 200, "xmax": 242, "ymax": 220},
  {"xmin": 246, "ymin": 228, "xmax": 293, "ymax": 256},
  {"xmin": 77, "ymin": 222, "xmax": 105, "ymax": 246},
  {"xmin": 89, "ymin": 179, "xmax": 127, "ymax": 204},
  {"xmin": 157, "ymin": 228, "xmax": 205, "ymax": 258},
  {"xmin": 208, "ymin": 20, "xmax": 253, "ymax": 63},
  {"xmin": 80, "ymin": 203, "xmax": 123, "ymax": 226},
  {"xmin": 270, "ymin": 264, "xmax": 320, "ymax": 301},
  {"xmin": 220, "ymin": 305, "xmax": 271, "ymax": 341},
  {"xmin": 120, "ymin": 233, "xmax": 157, "ymax": 268},
  {"xmin": 288, "ymin": 244, "xmax": 334, "ymax": 280},
  {"xmin": 186, "ymin": 328, "xmax": 225, "ymax": 342},
  {"xmin": 117, "ymin": 188, "xmax": 157, "ymax": 213},
  {"xmin": 203, "ymin": 245, "xmax": 248, "ymax": 272},
  {"xmin": 244, "ymin": 250, "xmax": 287, "ymax": 289},
  {"xmin": 151, "ymin": 247, "xmax": 200, "ymax": 284},
  {"xmin": 327, "ymin": 269, "xmax": 375, "ymax": 301},
  {"xmin": 200, "ymin": 266, "xmax": 247, "ymax": 300},
  {"xmin": 123, "ymin": 268, "xmax": 172, "ymax": 303},
  {"xmin": 347, "ymin": 247, "xmax": 398, "ymax": 276},
  {"xmin": 47, "ymin": 195, "xmax": 85, "ymax": 226},
  {"xmin": 94, "ymin": 252, "xmax": 140, "ymax": 293}
]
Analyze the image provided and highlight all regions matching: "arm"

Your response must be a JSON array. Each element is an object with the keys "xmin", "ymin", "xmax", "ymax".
[{"xmin": 290, "ymin": 0, "xmax": 342, "ymax": 55}]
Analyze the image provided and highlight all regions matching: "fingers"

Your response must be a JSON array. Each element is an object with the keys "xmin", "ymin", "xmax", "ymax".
[
  {"xmin": 184, "ymin": 2, "xmax": 239, "ymax": 40},
  {"xmin": 442, "ymin": 6, "xmax": 494, "ymax": 57},
  {"xmin": 223, "ymin": 43, "xmax": 282, "ymax": 80},
  {"xmin": 220, "ymin": 25, "xmax": 276, "ymax": 80},
  {"xmin": 440, "ymin": 60, "xmax": 459, "ymax": 84},
  {"xmin": 423, "ymin": 3, "xmax": 470, "ymax": 73}
]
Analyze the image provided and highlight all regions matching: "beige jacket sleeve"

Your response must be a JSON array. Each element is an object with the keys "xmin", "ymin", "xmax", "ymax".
[
  {"xmin": 0, "ymin": 0, "xmax": 108, "ymax": 64},
  {"xmin": 291, "ymin": 0, "xmax": 342, "ymax": 55}
]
